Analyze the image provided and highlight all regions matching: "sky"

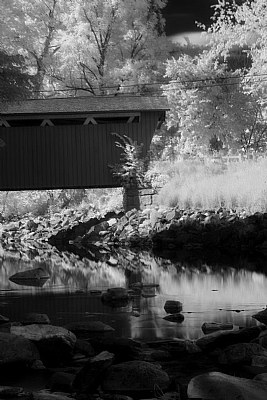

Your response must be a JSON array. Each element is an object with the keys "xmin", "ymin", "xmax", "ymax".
[{"xmin": 162, "ymin": 0, "xmax": 218, "ymax": 44}]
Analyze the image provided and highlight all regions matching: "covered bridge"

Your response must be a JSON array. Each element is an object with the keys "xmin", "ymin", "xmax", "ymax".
[{"xmin": 0, "ymin": 95, "xmax": 169, "ymax": 191}]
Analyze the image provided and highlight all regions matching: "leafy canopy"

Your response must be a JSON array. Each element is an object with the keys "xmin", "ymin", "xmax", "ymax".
[{"xmin": 163, "ymin": 0, "xmax": 267, "ymax": 155}]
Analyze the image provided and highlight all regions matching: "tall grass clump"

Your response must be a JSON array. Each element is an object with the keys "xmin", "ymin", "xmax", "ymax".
[{"xmin": 156, "ymin": 157, "xmax": 267, "ymax": 213}]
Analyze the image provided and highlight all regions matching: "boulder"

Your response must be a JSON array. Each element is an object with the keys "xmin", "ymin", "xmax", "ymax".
[
  {"xmin": 196, "ymin": 326, "xmax": 265, "ymax": 351},
  {"xmin": 64, "ymin": 321, "xmax": 115, "ymax": 339},
  {"xmin": 252, "ymin": 309, "xmax": 267, "ymax": 325},
  {"xmin": 164, "ymin": 301, "xmax": 183, "ymax": 314},
  {"xmin": 0, "ymin": 332, "xmax": 40, "ymax": 366},
  {"xmin": 101, "ymin": 361, "xmax": 170, "ymax": 395},
  {"xmin": 73, "ymin": 351, "xmax": 115, "ymax": 394},
  {"xmin": 22, "ymin": 313, "xmax": 50, "ymax": 325},
  {"xmin": 202, "ymin": 322, "xmax": 233, "ymax": 334},
  {"xmin": 218, "ymin": 343, "xmax": 267, "ymax": 365},
  {"xmin": 187, "ymin": 371, "xmax": 267, "ymax": 400},
  {"xmin": 11, "ymin": 324, "xmax": 76, "ymax": 366}
]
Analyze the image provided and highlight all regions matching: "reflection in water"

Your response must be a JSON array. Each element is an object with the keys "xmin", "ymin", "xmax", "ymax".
[{"xmin": 0, "ymin": 246, "xmax": 266, "ymax": 341}]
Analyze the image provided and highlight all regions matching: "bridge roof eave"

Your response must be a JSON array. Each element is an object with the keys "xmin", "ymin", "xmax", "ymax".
[{"xmin": 0, "ymin": 95, "xmax": 170, "ymax": 117}]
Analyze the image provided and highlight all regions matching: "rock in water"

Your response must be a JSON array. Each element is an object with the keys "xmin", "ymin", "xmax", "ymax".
[
  {"xmin": 164, "ymin": 300, "xmax": 183, "ymax": 314},
  {"xmin": 102, "ymin": 360, "xmax": 170, "ymax": 395},
  {"xmin": 0, "ymin": 332, "xmax": 40, "ymax": 366},
  {"xmin": 202, "ymin": 322, "xmax": 233, "ymax": 334},
  {"xmin": 11, "ymin": 324, "xmax": 76, "ymax": 366},
  {"xmin": 187, "ymin": 371, "xmax": 267, "ymax": 400},
  {"xmin": 218, "ymin": 343, "xmax": 267, "ymax": 364},
  {"xmin": 73, "ymin": 351, "xmax": 115, "ymax": 394},
  {"xmin": 196, "ymin": 326, "xmax": 265, "ymax": 351}
]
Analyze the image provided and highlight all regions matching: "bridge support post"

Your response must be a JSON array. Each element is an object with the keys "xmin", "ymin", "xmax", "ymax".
[{"xmin": 123, "ymin": 178, "xmax": 156, "ymax": 212}]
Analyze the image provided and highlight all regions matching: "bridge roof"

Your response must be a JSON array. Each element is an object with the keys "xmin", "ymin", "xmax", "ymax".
[{"xmin": 1, "ymin": 95, "xmax": 169, "ymax": 116}]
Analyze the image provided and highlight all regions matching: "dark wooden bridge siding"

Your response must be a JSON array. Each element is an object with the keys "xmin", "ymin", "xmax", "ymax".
[{"xmin": 0, "ymin": 111, "xmax": 160, "ymax": 190}]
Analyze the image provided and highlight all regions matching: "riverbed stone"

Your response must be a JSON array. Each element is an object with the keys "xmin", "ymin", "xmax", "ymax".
[
  {"xmin": 201, "ymin": 322, "xmax": 233, "ymax": 334},
  {"xmin": 64, "ymin": 321, "xmax": 115, "ymax": 339},
  {"xmin": 11, "ymin": 324, "xmax": 76, "ymax": 366},
  {"xmin": 187, "ymin": 371, "xmax": 267, "ymax": 400},
  {"xmin": 218, "ymin": 343, "xmax": 267, "ymax": 364},
  {"xmin": 196, "ymin": 326, "xmax": 265, "ymax": 351},
  {"xmin": 101, "ymin": 361, "xmax": 170, "ymax": 395},
  {"xmin": 73, "ymin": 351, "xmax": 115, "ymax": 394},
  {"xmin": 0, "ymin": 332, "xmax": 40, "ymax": 366},
  {"xmin": 164, "ymin": 301, "xmax": 183, "ymax": 314}
]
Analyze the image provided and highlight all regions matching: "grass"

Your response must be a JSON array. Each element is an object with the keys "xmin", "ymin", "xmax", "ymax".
[{"xmin": 155, "ymin": 157, "xmax": 267, "ymax": 213}]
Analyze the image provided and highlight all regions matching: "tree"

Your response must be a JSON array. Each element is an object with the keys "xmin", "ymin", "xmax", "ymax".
[
  {"xmin": 0, "ymin": 50, "xmax": 34, "ymax": 106},
  {"xmin": 206, "ymin": 0, "xmax": 267, "ymax": 106},
  {"xmin": 162, "ymin": 0, "xmax": 267, "ymax": 156},
  {"xmin": 0, "ymin": 0, "xmax": 171, "ymax": 96},
  {"xmin": 0, "ymin": 0, "xmax": 65, "ymax": 93},
  {"xmin": 55, "ymin": 0, "xmax": 170, "ymax": 95}
]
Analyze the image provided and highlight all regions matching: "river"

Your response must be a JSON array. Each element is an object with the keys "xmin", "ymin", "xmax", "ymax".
[{"xmin": 0, "ymin": 243, "xmax": 266, "ymax": 342}]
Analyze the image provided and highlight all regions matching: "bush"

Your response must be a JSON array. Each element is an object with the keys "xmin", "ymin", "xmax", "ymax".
[{"xmin": 0, "ymin": 188, "xmax": 123, "ymax": 219}]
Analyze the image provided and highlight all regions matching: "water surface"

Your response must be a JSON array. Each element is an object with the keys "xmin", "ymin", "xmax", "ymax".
[{"xmin": 0, "ymin": 245, "xmax": 266, "ymax": 341}]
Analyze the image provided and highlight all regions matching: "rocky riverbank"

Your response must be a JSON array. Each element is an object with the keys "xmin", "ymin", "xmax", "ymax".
[
  {"xmin": 49, "ymin": 207, "xmax": 267, "ymax": 259},
  {"xmin": 1, "ymin": 304, "xmax": 267, "ymax": 400},
  {"xmin": 2, "ymin": 206, "xmax": 267, "ymax": 263},
  {"xmin": 52, "ymin": 207, "xmax": 267, "ymax": 259}
]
